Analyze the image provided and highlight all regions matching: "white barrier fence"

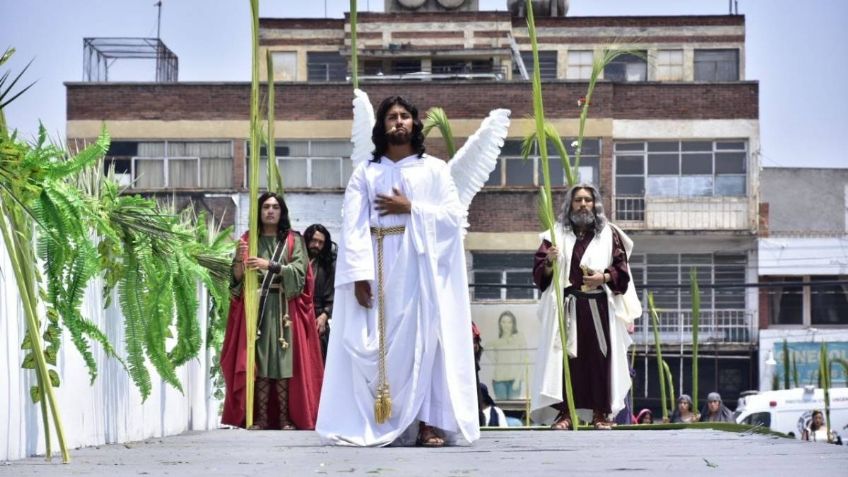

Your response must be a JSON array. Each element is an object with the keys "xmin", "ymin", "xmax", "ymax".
[{"xmin": 0, "ymin": 241, "xmax": 220, "ymax": 461}]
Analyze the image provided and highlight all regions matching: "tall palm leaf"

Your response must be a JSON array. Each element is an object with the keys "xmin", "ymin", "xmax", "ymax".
[
  {"xmin": 690, "ymin": 268, "xmax": 700, "ymax": 411},
  {"xmin": 524, "ymin": 0, "xmax": 577, "ymax": 429},
  {"xmin": 266, "ymin": 50, "xmax": 284, "ymax": 195},
  {"xmin": 648, "ymin": 292, "xmax": 669, "ymax": 421},
  {"xmin": 244, "ymin": 0, "xmax": 262, "ymax": 428}
]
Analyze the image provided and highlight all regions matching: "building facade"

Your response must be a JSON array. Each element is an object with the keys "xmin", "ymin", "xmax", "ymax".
[
  {"xmin": 758, "ymin": 168, "xmax": 848, "ymax": 390},
  {"xmin": 66, "ymin": 3, "xmax": 760, "ymax": 414}
]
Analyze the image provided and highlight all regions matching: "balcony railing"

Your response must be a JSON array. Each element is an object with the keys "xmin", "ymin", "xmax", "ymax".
[
  {"xmin": 632, "ymin": 308, "xmax": 754, "ymax": 345},
  {"xmin": 615, "ymin": 196, "xmax": 752, "ymax": 231}
]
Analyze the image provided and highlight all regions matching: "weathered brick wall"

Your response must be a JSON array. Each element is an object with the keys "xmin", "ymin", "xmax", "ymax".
[{"xmin": 66, "ymin": 81, "xmax": 758, "ymax": 121}]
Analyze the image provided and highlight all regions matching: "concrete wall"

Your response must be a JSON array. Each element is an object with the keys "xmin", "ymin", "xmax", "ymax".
[{"xmin": 760, "ymin": 168, "xmax": 848, "ymax": 235}]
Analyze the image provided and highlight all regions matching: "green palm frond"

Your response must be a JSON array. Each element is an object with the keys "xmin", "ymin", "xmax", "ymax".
[
  {"xmin": 265, "ymin": 50, "xmax": 284, "ymax": 195},
  {"xmin": 792, "ymin": 353, "xmax": 799, "ymax": 387},
  {"xmin": 537, "ymin": 187, "xmax": 555, "ymax": 231},
  {"xmin": 648, "ymin": 292, "xmax": 669, "ymax": 420},
  {"xmin": 690, "ymin": 267, "xmax": 700, "ymax": 410},
  {"xmin": 782, "ymin": 339, "xmax": 790, "ymax": 389},
  {"xmin": 423, "ymin": 107, "xmax": 456, "ymax": 158},
  {"xmin": 661, "ymin": 359, "xmax": 675, "ymax": 410},
  {"xmin": 0, "ymin": 56, "xmax": 35, "ymax": 110},
  {"xmin": 820, "ymin": 343, "xmax": 833, "ymax": 441},
  {"xmin": 525, "ymin": 0, "xmax": 577, "ymax": 429}
]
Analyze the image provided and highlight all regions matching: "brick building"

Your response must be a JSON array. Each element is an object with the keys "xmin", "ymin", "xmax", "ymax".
[{"xmin": 66, "ymin": 0, "xmax": 761, "ymax": 414}]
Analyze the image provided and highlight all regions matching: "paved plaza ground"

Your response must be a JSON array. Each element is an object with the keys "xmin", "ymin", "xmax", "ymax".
[{"xmin": 2, "ymin": 428, "xmax": 847, "ymax": 476}]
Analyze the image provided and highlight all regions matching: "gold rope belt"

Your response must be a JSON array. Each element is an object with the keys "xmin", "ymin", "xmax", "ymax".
[{"xmin": 370, "ymin": 225, "xmax": 405, "ymax": 423}]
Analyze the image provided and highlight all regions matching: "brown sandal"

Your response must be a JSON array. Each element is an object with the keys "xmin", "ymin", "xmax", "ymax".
[
  {"xmin": 551, "ymin": 412, "xmax": 572, "ymax": 430},
  {"xmin": 416, "ymin": 424, "xmax": 445, "ymax": 447},
  {"xmin": 592, "ymin": 412, "xmax": 612, "ymax": 430}
]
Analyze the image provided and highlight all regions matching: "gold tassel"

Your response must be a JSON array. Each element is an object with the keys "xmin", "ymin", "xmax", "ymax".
[{"xmin": 374, "ymin": 386, "xmax": 392, "ymax": 424}]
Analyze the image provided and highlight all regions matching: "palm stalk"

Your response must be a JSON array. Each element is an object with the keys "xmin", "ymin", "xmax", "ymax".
[
  {"xmin": 792, "ymin": 353, "xmax": 799, "ymax": 388},
  {"xmin": 350, "ymin": 0, "xmax": 359, "ymax": 90},
  {"xmin": 820, "ymin": 343, "xmax": 832, "ymax": 442},
  {"xmin": 0, "ymin": 201, "xmax": 69, "ymax": 462},
  {"xmin": 422, "ymin": 107, "xmax": 457, "ymax": 158},
  {"xmin": 782, "ymin": 339, "xmax": 790, "ymax": 389},
  {"xmin": 525, "ymin": 0, "xmax": 577, "ymax": 429},
  {"xmin": 648, "ymin": 292, "xmax": 669, "ymax": 421},
  {"xmin": 265, "ymin": 50, "xmax": 284, "ymax": 195},
  {"xmin": 690, "ymin": 268, "xmax": 700, "ymax": 411},
  {"xmin": 244, "ymin": 0, "xmax": 262, "ymax": 429},
  {"xmin": 661, "ymin": 359, "xmax": 675, "ymax": 414},
  {"xmin": 629, "ymin": 344, "xmax": 636, "ymax": 413},
  {"xmin": 0, "ymin": 49, "xmax": 69, "ymax": 462}
]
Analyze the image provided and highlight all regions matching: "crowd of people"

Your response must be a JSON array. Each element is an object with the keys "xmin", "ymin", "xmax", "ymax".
[{"xmin": 217, "ymin": 94, "xmax": 840, "ymax": 448}]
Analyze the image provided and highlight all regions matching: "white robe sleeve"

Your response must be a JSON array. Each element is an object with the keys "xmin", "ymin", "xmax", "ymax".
[
  {"xmin": 407, "ymin": 160, "xmax": 464, "ymax": 257},
  {"xmin": 335, "ymin": 163, "xmax": 375, "ymax": 286}
]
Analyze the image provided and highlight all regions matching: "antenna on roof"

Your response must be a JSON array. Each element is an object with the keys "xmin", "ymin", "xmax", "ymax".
[
  {"xmin": 155, "ymin": 1, "xmax": 163, "ymax": 39},
  {"xmin": 729, "ymin": 0, "xmax": 739, "ymax": 15}
]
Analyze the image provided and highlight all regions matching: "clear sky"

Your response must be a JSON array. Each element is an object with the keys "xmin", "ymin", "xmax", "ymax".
[{"xmin": 2, "ymin": 0, "xmax": 846, "ymax": 168}]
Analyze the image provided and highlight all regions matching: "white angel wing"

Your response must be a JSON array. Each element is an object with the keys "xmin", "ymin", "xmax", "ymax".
[
  {"xmin": 350, "ymin": 88, "xmax": 376, "ymax": 171},
  {"xmin": 448, "ymin": 108, "xmax": 511, "ymax": 227}
]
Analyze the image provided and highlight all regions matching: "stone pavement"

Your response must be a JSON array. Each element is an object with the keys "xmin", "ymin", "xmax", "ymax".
[{"xmin": 2, "ymin": 428, "xmax": 846, "ymax": 476}]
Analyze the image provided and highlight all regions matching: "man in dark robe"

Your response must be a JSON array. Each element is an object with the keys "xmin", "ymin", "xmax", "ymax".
[{"xmin": 530, "ymin": 184, "xmax": 641, "ymax": 430}]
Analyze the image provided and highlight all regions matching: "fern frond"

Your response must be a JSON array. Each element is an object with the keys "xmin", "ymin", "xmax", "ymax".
[
  {"xmin": 142, "ymin": 260, "xmax": 182, "ymax": 392},
  {"xmin": 168, "ymin": 256, "xmax": 200, "ymax": 367},
  {"xmin": 119, "ymin": 253, "xmax": 152, "ymax": 400}
]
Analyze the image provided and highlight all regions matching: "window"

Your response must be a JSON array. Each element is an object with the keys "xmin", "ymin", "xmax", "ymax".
[
  {"xmin": 271, "ymin": 51, "xmax": 298, "ymax": 81},
  {"xmin": 566, "ymin": 50, "xmax": 593, "ymax": 80},
  {"xmin": 486, "ymin": 139, "xmax": 601, "ymax": 187},
  {"xmin": 514, "ymin": 51, "xmax": 557, "ymax": 80},
  {"xmin": 631, "ymin": 253, "xmax": 747, "ymax": 313},
  {"xmin": 390, "ymin": 59, "xmax": 421, "ymax": 75},
  {"xmin": 248, "ymin": 140, "xmax": 353, "ymax": 189},
  {"xmin": 741, "ymin": 412, "xmax": 771, "ymax": 428},
  {"xmin": 127, "ymin": 141, "xmax": 233, "ymax": 189},
  {"xmin": 307, "ymin": 52, "xmax": 347, "ymax": 82},
  {"xmin": 471, "ymin": 253, "xmax": 537, "ymax": 301},
  {"xmin": 604, "ymin": 52, "xmax": 647, "ymax": 82},
  {"xmin": 614, "ymin": 140, "xmax": 747, "ymax": 199},
  {"xmin": 811, "ymin": 276, "xmax": 848, "ymax": 325},
  {"xmin": 694, "ymin": 49, "xmax": 739, "ymax": 82},
  {"xmin": 767, "ymin": 278, "xmax": 804, "ymax": 325},
  {"xmin": 766, "ymin": 276, "xmax": 848, "ymax": 326},
  {"xmin": 655, "ymin": 49, "xmax": 684, "ymax": 81}
]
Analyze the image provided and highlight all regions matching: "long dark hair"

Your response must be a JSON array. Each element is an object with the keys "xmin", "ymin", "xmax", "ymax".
[
  {"xmin": 304, "ymin": 223, "xmax": 335, "ymax": 267},
  {"xmin": 256, "ymin": 192, "xmax": 291, "ymax": 240},
  {"xmin": 371, "ymin": 95, "xmax": 426, "ymax": 162},
  {"xmin": 497, "ymin": 311, "xmax": 518, "ymax": 339}
]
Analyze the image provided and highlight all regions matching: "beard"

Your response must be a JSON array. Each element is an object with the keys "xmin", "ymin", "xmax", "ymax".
[
  {"xmin": 569, "ymin": 209, "xmax": 595, "ymax": 228},
  {"xmin": 386, "ymin": 127, "xmax": 411, "ymax": 145},
  {"xmin": 308, "ymin": 247, "xmax": 320, "ymax": 259}
]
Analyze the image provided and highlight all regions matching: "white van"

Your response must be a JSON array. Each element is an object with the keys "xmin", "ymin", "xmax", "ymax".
[{"xmin": 735, "ymin": 386, "xmax": 848, "ymax": 442}]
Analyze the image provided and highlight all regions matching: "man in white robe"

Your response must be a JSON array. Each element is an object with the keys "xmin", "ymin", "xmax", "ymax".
[
  {"xmin": 530, "ymin": 184, "xmax": 642, "ymax": 429},
  {"xmin": 316, "ymin": 95, "xmax": 479, "ymax": 447}
]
